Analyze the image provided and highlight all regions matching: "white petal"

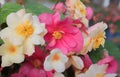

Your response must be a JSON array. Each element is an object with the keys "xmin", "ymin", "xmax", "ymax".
[
  {"xmin": 105, "ymin": 74, "xmax": 117, "ymax": 77},
  {"xmin": 24, "ymin": 40, "xmax": 35, "ymax": 56},
  {"xmin": 60, "ymin": 54, "xmax": 68, "ymax": 63},
  {"xmin": 0, "ymin": 43, "xmax": 8, "ymax": 55},
  {"xmin": 32, "ymin": 16, "xmax": 47, "ymax": 34},
  {"xmin": 16, "ymin": 9, "xmax": 26, "ymax": 17},
  {"xmin": 44, "ymin": 56, "xmax": 53, "ymax": 71},
  {"xmin": 71, "ymin": 56, "xmax": 84, "ymax": 70},
  {"xmin": 76, "ymin": 73, "xmax": 86, "ymax": 77},
  {"xmin": 54, "ymin": 72, "xmax": 65, "ymax": 77},
  {"xmin": 22, "ymin": 13, "xmax": 32, "ymax": 22},
  {"xmin": 0, "ymin": 28, "xmax": 24, "ymax": 45},
  {"xmin": 51, "ymin": 48, "xmax": 61, "ymax": 54},
  {"xmin": 1, "ymin": 55, "xmax": 13, "ymax": 67},
  {"xmin": 10, "ymin": 54, "xmax": 24, "ymax": 63},
  {"xmin": 7, "ymin": 13, "xmax": 21, "ymax": 28},
  {"xmin": 30, "ymin": 35, "xmax": 45, "ymax": 45},
  {"xmin": 52, "ymin": 61, "xmax": 65, "ymax": 72}
]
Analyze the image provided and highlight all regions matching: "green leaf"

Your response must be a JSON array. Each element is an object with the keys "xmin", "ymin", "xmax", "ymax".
[
  {"xmin": 0, "ymin": 2, "xmax": 22, "ymax": 24},
  {"xmin": 25, "ymin": 1, "xmax": 53, "ymax": 15},
  {"xmin": 88, "ymin": 46, "xmax": 104, "ymax": 63},
  {"xmin": 104, "ymin": 40, "xmax": 120, "ymax": 60},
  {"xmin": 0, "ymin": 38, "xmax": 4, "ymax": 45}
]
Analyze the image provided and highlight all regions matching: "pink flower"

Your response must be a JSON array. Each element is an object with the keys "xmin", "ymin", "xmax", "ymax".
[
  {"xmin": 51, "ymin": 2, "xmax": 66, "ymax": 13},
  {"xmin": 86, "ymin": 7, "xmax": 93, "ymax": 20},
  {"xmin": 39, "ymin": 12, "xmax": 84, "ymax": 54},
  {"xmin": 97, "ymin": 51, "xmax": 118, "ymax": 73}
]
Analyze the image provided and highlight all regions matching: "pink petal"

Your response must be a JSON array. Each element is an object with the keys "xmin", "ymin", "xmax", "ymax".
[
  {"xmin": 29, "ymin": 69, "xmax": 46, "ymax": 77},
  {"xmin": 53, "ymin": 12, "xmax": 61, "ymax": 25},
  {"xmin": 106, "ymin": 60, "xmax": 118, "ymax": 73},
  {"xmin": 39, "ymin": 13, "xmax": 53, "ymax": 25},
  {"xmin": 98, "ymin": 56, "xmax": 114, "ymax": 64},
  {"xmin": 62, "ymin": 34, "xmax": 77, "ymax": 48},
  {"xmin": 48, "ymin": 38, "xmax": 56, "ymax": 47}
]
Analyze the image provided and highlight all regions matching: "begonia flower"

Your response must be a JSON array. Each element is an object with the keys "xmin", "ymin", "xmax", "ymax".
[
  {"xmin": 76, "ymin": 64, "xmax": 117, "ymax": 77},
  {"xmin": 80, "ymin": 22, "xmax": 108, "ymax": 55},
  {"xmin": 98, "ymin": 51, "xmax": 118, "ymax": 73},
  {"xmin": 0, "ymin": 9, "xmax": 47, "ymax": 56},
  {"xmin": 44, "ymin": 48, "xmax": 68, "ymax": 72},
  {"xmin": 0, "ymin": 39, "xmax": 24, "ymax": 67},
  {"xmin": 39, "ymin": 12, "xmax": 84, "ymax": 54}
]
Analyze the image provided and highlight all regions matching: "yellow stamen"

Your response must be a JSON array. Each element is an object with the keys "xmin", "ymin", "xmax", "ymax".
[
  {"xmin": 93, "ymin": 32, "xmax": 105, "ymax": 50},
  {"xmin": 52, "ymin": 54, "xmax": 60, "ymax": 61},
  {"xmin": 52, "ymin": 31, "xmax": 62, "ymax": 39},
  {"xmin": 15, "ymin": 21, "xmax": 34, "ymax": 38},
  {"xmin": 96, "ymin": 74, "xmax": 104, "ymax": 77}
]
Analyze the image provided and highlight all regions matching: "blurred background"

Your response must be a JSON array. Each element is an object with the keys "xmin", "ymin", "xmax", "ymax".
[{"xmin": 1, "ymin": 0, "xmax": 120, "ymax": 76}]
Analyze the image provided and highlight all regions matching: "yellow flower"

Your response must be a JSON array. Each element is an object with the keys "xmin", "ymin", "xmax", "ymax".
[
  {"xmin": 0, "ymin": 39, "xmax": 24, "ymax": 67},
  {"xmin": 0, "ymin": 9, "xmax": 47, "ymax": 56}
]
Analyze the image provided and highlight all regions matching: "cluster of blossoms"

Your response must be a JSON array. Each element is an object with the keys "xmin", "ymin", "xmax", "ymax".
[{"xmin": 0, "ymin": 0, "xmax": 118, "ymax": 77}]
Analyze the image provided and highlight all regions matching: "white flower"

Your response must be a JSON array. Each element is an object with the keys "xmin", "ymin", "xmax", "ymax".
[
  {"xmin": 0, "ymin": 39, "xmax": 24, "ymax": 67},
  {"xmin": 0, "ymin": 0, "xmax": 5, "ymax": 7},
  {"xmin": 44, "ymin": 48, "xmax": 68, "ymax": 72},
  {"xmin": 79, "ymin": 22, "xmax": 108, "ymax": 55},
  {"xmin": 0, "ymin": 9, "xmax": 47, "ymax": 56},
  {"xmin": 76, "ymin": 64, "xmax": 117, "ymax": 77}
]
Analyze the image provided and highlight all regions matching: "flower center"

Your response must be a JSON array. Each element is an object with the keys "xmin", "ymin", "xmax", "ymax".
[
  {"xmin": 52, "ymin": 31, "xmax": 63, "ymax": 39},
  {"xmin": 8, "ymin": 45, "xmax": 16, "ymax": 54},
  {"xmin": 15, "ymin": 21, "xmax": 34, "ymax": 38},
  {"xmin": 93, "ymin": 32, "xmax": 105, "ymax": 50},
  {"xmin": 96, "ymin": 74, "xmax": 104, "ymax": 77},
  {"xmin": 52, "ymin": 54, "xmax": 60, "ymax": 61}
]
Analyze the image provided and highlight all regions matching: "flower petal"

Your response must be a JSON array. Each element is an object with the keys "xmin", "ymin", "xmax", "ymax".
[
  {"xmin": 30, "ymin": 35, "xmax": 45, "ymax": 45},
  {"xmin": 22, "ymin": 13, "xmax": 32, "ymax": 22},
  {"xmin": 63, "ymin": 34, "xmax": 77, "ymax": 48},
  {"xmin": 7, "ymin": 13, "xmax": 21, "ymax": 28},
  {"xmin": 44, "ymin": 56, "xmax": 53, "ymax": 71},
  {"xmin": 52, "ymin": 61, "xmax": 65, "ymax": 72},
  {"xmin": 16, "ymin": 9, "xmax": 26, "ymax": 17},
  {"xmin": 54, "ymin": 72, "xmax": 65, "ymax": 77},
  {"xmin": 24, "ymin": 40, "xmax": 35, "ymax": 56},
  {"xmin": 10, "ymin": 54, "xmax": 24, "ymax": 63},
  {"xmin": 0, "ymin": 28, "xmax": 24, "ymax": 45},
  {"xmin": 70, "ymin": 56, "xmax": 84, "ymax": 70},
  {"xmin": 1, "ymin": 55, "xmax": 13, "ymax": 67}
]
